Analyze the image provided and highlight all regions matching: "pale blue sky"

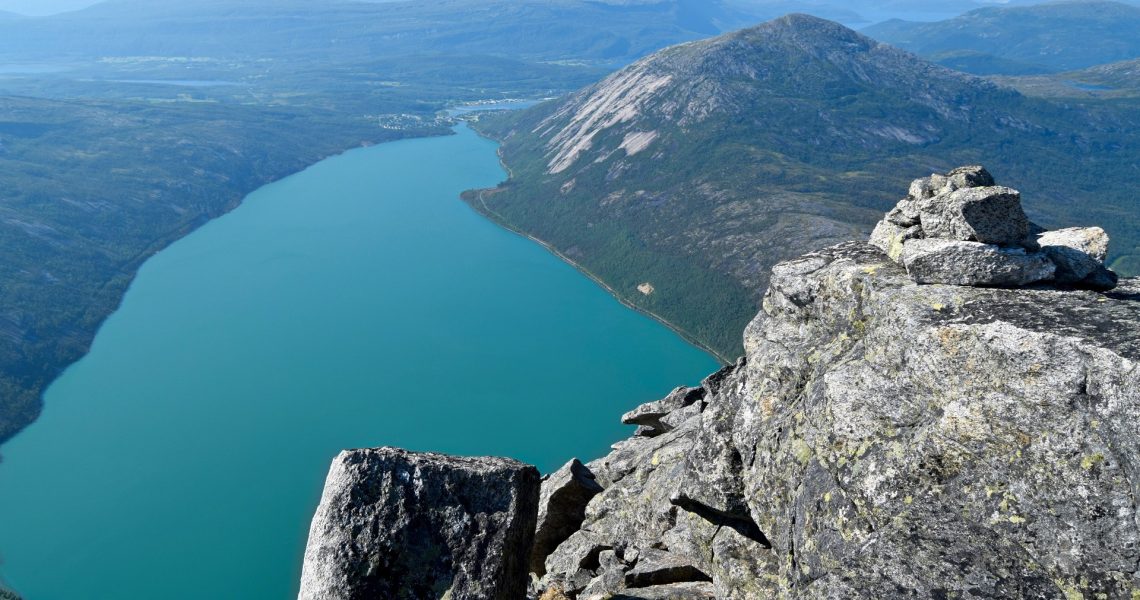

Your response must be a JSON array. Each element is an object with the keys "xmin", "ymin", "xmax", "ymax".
[{"xmin": 0, "ymin": 0, "xmax": 100, "ymax": 15}]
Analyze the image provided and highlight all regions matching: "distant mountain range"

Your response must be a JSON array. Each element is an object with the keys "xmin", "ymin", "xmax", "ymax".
[
  {"xmin": 472, "ymin": 13, "xmax": 1140, "ymax": 358},
  {"xmin": 865, "ymin": 0, "xmax": 1140, "ymax": 74},
  {"xmin": 0, "ymin": 0, "xmax": 761, "ymax": 63}
]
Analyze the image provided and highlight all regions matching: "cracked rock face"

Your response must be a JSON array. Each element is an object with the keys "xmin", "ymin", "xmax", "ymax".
[
  {"xmin": 299, "ymin": 447, "xmax": 539, "ymax": 600},
  {"xmin": 869, "ymin": 165, "xmax": 1117, "ymax": 290},
  {"xmin": 533, "ymin": 240, "xmax": 1140, "ymax": 599}
]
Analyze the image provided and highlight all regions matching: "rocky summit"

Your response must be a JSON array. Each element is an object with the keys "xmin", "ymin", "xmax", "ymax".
[
  {"xmin": 870, "ymin": 165, "xmax": 1118, "ymax": 290},
  {"xmin": 531, "ymin": 244, "xmax": 1139, "ymax": 599},
  {"xmin": 301, "ymin": 173, "xmax": 1139, "ymax": 599}
]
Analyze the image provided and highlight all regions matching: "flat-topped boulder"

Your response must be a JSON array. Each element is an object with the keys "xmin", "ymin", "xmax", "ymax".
[
  {"xmin": 870, "ymin": 165, "xmax": 1117, "ymax": 290},
  {"xmin": 901, "ymin": 239, "xmax": 1055, "ymax": 286},
  {"xmin": 298, "ymin": 447, "xmax": 539, "ymax": 600}
]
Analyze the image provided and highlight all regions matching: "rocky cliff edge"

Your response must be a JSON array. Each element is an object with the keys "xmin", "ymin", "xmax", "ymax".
[
  {"xmin": 300, "ymin": 168, "xmax": 1140, "ymax": 599},
  {"xmin": 534, "ymin": 167, "xmax": 1139, "ymax": 599}
]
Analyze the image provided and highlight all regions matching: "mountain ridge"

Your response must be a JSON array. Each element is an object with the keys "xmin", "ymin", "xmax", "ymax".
[
  {"xmin": 864, "ymin": 0, "xmax": 1140, "ymax": 74},
  {"xmin": 472, "ymin": 12, "xmax": 1140, "ymax": 358},
  {"xmin": 0, "ymin": 0, "xmax": 759, "ymax": 63}
]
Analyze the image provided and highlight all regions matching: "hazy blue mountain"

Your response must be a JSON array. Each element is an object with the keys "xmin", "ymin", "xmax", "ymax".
[
  {"xmin": 0, "ymin": 0, "xmax": 760, "ymax": 63},
  {"xmin": 471, "ymin": 13, "xmax": 1140, "ymax": 358},
  {"xmin": 734, "ymin": 0, "xmax": 1099, "ymax": 26},
  {"xmin": 865, "ymin": 1, "xmax": 1140, "ymax": 74}
]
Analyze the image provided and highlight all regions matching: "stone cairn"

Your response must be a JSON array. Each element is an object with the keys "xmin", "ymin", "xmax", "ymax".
[{"xmin": 869, "ymin": 165, "xmax": 1117, "ymax": 290}]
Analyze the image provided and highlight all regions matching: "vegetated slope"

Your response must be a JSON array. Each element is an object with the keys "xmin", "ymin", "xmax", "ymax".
[
  {"xmin": 471, "ymin": 14, "xmax": 1140, "ymax": 359},
  {"xmin": 0, "ymin": 98, "xmax": 427, "ymax": 444},
  {"xmin": 864, "ymin": 0, "xmax": 1140, "ymax": 75},
  {"xmin": 0, "ymin": 0, "xmax": 759, "ymax": 63}
]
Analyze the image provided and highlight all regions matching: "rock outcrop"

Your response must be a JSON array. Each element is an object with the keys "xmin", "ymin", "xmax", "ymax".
[
  {"xmin": 533, "ymin": 241, "xmax": 1140, "ymax": 599},
  {"xmin": 870, "ymin": 165, "xmax": 1118, "ymax": 290},
  {"xmin": 298, "ymin": 448, "xmax": 540, "ymax": 600}
]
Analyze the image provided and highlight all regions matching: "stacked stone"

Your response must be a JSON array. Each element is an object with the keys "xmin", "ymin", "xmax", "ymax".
[{"xmin": 869, "ymin": 166, "xmax": 1117, "ymax": 290}]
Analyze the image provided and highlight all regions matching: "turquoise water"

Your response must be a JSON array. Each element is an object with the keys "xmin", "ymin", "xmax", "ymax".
[{"xmin": 0, "ymin": 125, "xmax": 718, "ymax": 599}]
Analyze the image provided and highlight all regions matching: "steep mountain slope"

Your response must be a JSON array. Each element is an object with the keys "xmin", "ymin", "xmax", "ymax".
[
  {"xmin": 864, "ymin": 1, "xmax": 1140, "ymax": 74},
  {"xmin": 472, "ymin": 14, "xmax": 1140, "ymax": 358}
]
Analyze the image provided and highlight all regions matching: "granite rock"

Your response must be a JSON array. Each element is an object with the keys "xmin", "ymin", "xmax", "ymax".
[
  {"xmin": 534, "ymin": 240, "xmax": 1140, "ymax": 599},
  {"xmin": 900, "ymin": 238, "xmax": 1056, "ymax": 286},
  {"xmin": 531, "ymin": 459, "xmax": 605, "ymax": 576},
  {"xmin": 918, "ymin": 185, "xmax": 1029, "ymax": 246},
  {"xmin": 1038, "ymin": 226, "xmax": 1112, "ymax": 285},
  {"xmin": 298, "ymin": 447, "xmax": 539, "ymax": 600}
]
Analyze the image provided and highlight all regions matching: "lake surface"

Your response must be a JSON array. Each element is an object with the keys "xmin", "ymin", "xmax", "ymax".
[{"xmin": 0, "ymin": 125, "xmax": 718, "ymax": 598}]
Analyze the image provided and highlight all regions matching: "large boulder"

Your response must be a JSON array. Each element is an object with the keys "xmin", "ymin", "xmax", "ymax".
[
  {"xmin": 298, "ymin": 447, "xmax": 540, "ymax": 600},
  {"xmin": 1038, "ymin": 226, "xmax": 1117, "ymax": 289},
  {"xmin": 1038, "ymin": 226, "xmax": 1110, "ymax": 263},
  {"xmin": 900, "ymin": 238, "xmax": 1056, "ymax": 286}
]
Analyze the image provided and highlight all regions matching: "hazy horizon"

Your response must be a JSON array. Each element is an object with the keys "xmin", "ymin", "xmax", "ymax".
[{"xmin": 0, "ymin": 0, "xmax": 1109, "ymax": 19}]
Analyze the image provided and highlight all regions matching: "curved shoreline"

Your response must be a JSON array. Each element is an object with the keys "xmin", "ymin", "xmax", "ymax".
[{"xmin": 461, "ymin": 129, "xmax": 731, "ymax": 365}]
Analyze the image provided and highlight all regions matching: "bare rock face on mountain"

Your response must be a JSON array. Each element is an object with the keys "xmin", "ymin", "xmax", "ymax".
[
  {"xmin": 528, "ymin": 172, "xmax": 1139, "ymax": 599},
  {"xmin": 298, "ymin": 448, "xmax": 540, "ymax": 600},
  {"xmin": 871, "ymin": 165, "xmax": 1118, "ymax": 290}
]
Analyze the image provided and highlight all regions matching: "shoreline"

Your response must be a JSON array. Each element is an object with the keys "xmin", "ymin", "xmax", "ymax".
[
  {"xmin": 470, "ymin": 186, "xmax": 731, "ymax": 365},
  {"xmin": 461, "ymin": 130, "xmax": 731, "ymax": 365},
  {"xmin": 463, "ymin": 122, "xmax": 730, "ymax": 364}
]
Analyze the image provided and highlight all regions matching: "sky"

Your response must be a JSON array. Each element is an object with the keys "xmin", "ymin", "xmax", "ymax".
[{"xmin": 0, "ymin": 0, "xmax": 100, "ymax": 15}]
